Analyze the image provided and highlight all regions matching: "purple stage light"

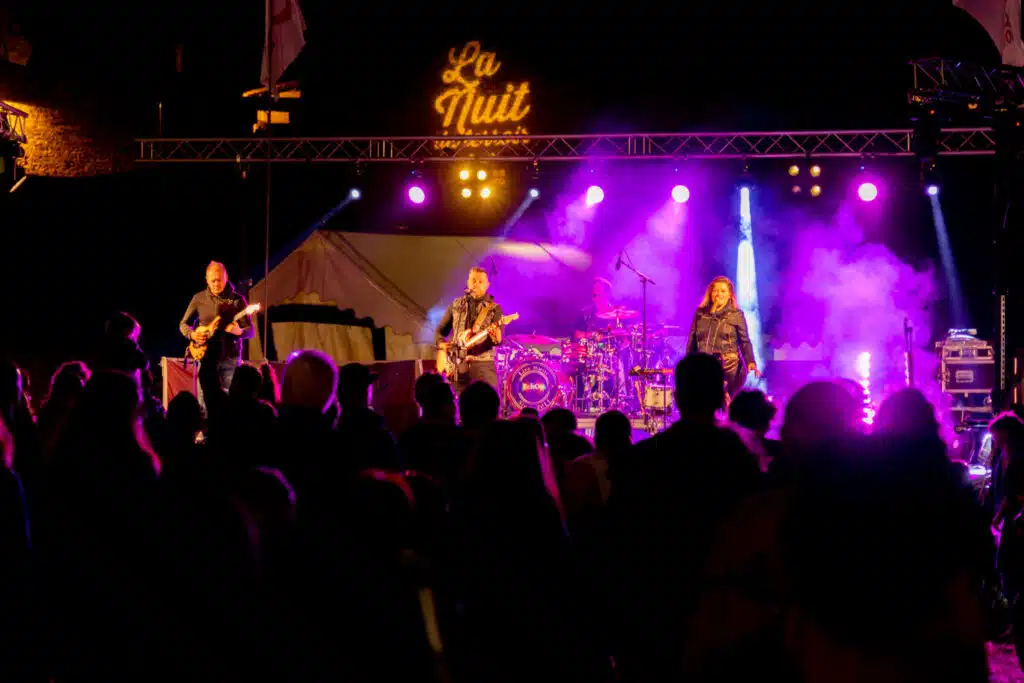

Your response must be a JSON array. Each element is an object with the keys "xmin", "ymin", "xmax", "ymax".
[
  {"xmin": 857, "ymin": 182, "xmax": 878, "ymax": 202},
  {"xmin": 585, "ymin": 185, "xmax": 604, "ymax": 207},
  {"xmin": 926, "ymin": 184, "xmax": 939, "ymax": 196},
  {"xmin": 408, "ymin": 185, "xmax": 426, "ymax": 204},
  {"xmin": 671, "ymin": 185, "xmax": 691, "ymax": 204}
]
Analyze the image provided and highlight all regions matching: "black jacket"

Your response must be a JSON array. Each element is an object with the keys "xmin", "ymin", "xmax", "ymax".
[
  {"xmin": 686, "ymin": 305, "xmax": 755, "ymax": 367},
  {"xmin": 179, "ymin": 282, "xmax": 255, "ymax": 363}
]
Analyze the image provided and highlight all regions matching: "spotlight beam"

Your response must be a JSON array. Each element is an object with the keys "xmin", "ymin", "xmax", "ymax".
[{"xmin": 736, "ymin": 187, "xmax": 765, "ymax": 389}]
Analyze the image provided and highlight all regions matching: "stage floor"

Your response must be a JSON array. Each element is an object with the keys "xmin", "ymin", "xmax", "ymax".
[{"xmin": 576, "ymin": 413, "xmax": 672, "ymax": 441}]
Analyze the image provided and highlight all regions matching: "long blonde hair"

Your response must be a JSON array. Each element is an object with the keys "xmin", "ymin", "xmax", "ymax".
[{"xmin": 698, "ymin": 276, "xmax": 738, "ymax": 311}]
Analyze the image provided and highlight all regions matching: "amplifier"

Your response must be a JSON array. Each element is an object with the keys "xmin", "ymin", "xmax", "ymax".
[{"xmin": 937, "ymin": 332, "xmax": 995, "ymax": 395}]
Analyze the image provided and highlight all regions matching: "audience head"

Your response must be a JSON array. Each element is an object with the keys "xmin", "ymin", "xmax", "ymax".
[
  {"xmin": 45, "ymin": 360, "xmax": 91, "ymax": 405},
  {"xmin": 65, "ymin": 370, "xmax": 160, "ymax": 475},
  {"xmin": 259, "ymin": 363, "xmax": 280, "ymax": 404},
  {"xmin": 229, "ymin": 363, "xmax": 264, "ymax": 401},
  {"xmin": 875, "ymin": 388, "xmax": 940, "ymax": 440},
  {"xmin": 281, "ymin": 350, "xmax": 338, "ymax": 414},
  {"xmin": 337, "ymin": 362, "xmax": 377, "ymax": 409},
  {"xmin": 414, "ymin": 373, "xmax": 455, "ymax": 421},
  {"xmin": 990, "ymin": 411, "xmax": 1024, "ymax": 454},
  {"xmin": 781, "ymin": 381, "xmax": 862, "ymax": 456},
  {"xmin": 0, "ymin": 359, "xmax": 24, "ymax": 410},
  {"xmin": 541, "ymin": 408, "xmax": 577, "ymax": 437},
  {"xmin": 595, "ymin": 410, "xmax": 632, "ymax": 452},
  {"xmin": 458, "ymin": 381, "xmax": 501, "ymax": 430},
  {"xmin": 166, "ymin": 391, "xmax": 202, "ymax": 441},
  {"xmin": 81, "ymin": 370, "xmax": 143, "ymax": 426},
  {"xmin": 675, "ymin": 353, "xmax": 726, "ymax": 420},
  {"xmin": 105, "ymin": 311, "xmax": 141, "ymax": 342},
  {"xmin": 472, "ymin": 419, "xmax": 562, "ymax": 515},
  {"xmin": 728, "ymin": 389, "xmax": 776, "ymax": 435}
]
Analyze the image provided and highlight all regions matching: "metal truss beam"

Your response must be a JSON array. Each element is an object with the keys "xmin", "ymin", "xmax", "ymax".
[
  {"xmin": 909, "ymin": 58, "xmax": 1024, "ymax": 111},
  {"xmin": 134, "ymin": 128, "xmax": 997, "ymax": 164},
  {"xmin": 0, "ymin": 100, "xmax": 28, "ymax": 144}
]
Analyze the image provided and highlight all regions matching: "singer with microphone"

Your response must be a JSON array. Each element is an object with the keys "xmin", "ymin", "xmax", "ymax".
[
  {"xmin": 434, "ymin": 266, "xmax": 505, "ymax": 393},
  {"xmin": 687, "ymin": 276, "xmax": 760, "ymax": 398}
]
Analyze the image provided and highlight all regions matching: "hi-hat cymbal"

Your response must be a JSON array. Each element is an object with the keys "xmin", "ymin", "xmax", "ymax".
[
  {"xmin": 509, "ymin": 333, "xmax": 560, "ymax": 346},
  {"xmin": 596, "ymin": 307, "xmax": 639, "ymax": 320}
]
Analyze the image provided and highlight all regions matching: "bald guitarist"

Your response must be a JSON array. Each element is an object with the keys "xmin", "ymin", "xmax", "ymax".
[
  {"xmin": 179, "ymin": 261, "xmax": 256, "ymax": 411},
  {"xmin": 435, "ymin": 266, "xmax": 508, "ymax": 393}
]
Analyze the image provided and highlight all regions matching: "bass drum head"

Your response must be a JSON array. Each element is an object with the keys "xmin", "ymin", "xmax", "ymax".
[{"xmin": 504, "ymin": 360, "xmax": 575, "ymax": 414}]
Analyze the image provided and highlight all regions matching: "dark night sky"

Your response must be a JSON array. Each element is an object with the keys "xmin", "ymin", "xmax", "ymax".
[{"xmin": 0, "ymin": 0, "xmax": 1008, "ymax": 385}]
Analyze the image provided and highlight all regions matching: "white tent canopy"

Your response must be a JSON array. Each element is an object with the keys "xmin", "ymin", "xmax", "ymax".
[{"xmin": 248, "ymin": 230, "xmax": 591, "ymax": 364}]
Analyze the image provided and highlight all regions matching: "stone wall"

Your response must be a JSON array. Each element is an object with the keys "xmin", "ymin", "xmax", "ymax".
[{"xmin": 5, "ymin": 99, "xmax": 119, "ymax": 177}]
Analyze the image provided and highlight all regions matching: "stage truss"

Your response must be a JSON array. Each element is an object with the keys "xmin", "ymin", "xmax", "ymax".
[{"xmin": 135, "ymin": 128, "xmax": 997, "ymax": 163}]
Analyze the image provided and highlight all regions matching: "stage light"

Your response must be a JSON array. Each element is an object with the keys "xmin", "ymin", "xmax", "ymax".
[
  {"xmin": 408, "ymin": 185, "xmax": 426, "ymax": 204},
  {"xmin": 788, "ymin": 164, "xmax": 800, "ymax": 176},
  {"xmin": 460, "ymin": 187, "xmax": 472, "ymax": 198},
  {"xmin": 480, "ymin": 187, "xmax": 492, "ymax": 199},
  {"xmin": 926, "ymin": 184, "xmax": 939, "ymax": 196},
  {"xmin": 671, "ymin": 185, "xmax": 691, "ymax": 204},
  {"xmin": 459, "ymin": 168, "xmax": 470, "ymax": 181},
  {"xmin": 477, "ymin": 169, "xmax": 488, "ymax": 181},
  {"xmin": 791, "ymin": 185, "xmax": 802, "ymax": 194},
  {"xmin": 349, "ymin": 188, "xmax": 361, "ymax": 200},
  {"xmin": 857, "ymin": 182, "xmax": 878, "ymax": 202},
  {"xmin": 528, "ymin": 188, "xmax": 540, "ymax": 198},
  {"xmin": 810, "ymin": 185, "xmax": 822, "ymax": 197},
  {"xmin": 585, "ymin": 185, "xmax": 604, "ymax": 206},
  {"xmin": 810, "ymin": 164, "xmax": 821, "ymax": 177}
]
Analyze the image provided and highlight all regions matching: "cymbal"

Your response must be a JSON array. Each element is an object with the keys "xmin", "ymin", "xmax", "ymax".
[
  {"xmin": 509, "ymin": 333, "xmax": 560, "ymax": 346},
  {"xmin": 596, "ymin": 307, "xmax": 639, "ymax": 320},
  {"xmin": 607, "ymin": 327, "xmax": 632, "ymax": 337}
]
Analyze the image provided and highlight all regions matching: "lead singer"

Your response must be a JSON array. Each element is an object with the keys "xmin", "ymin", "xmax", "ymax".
[{"xmin": 687, "ymin": 276, "xmax": 760, "ymax": 397}]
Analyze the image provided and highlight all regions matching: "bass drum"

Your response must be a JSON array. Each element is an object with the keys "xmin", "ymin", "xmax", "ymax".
[{"xmin": 504, "ymin": 359, "xmax": 576, "ymax": 414}]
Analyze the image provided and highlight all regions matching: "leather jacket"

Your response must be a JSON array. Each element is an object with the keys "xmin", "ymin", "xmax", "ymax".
[{"xmin": 687, "ymin": 305, "xmax": 756, "ymax": 370}]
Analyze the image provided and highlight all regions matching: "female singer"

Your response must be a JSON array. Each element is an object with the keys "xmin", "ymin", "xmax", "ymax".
[{"xmin": 687, "ymin": 276, "xmax": 760, "ymax": 398}]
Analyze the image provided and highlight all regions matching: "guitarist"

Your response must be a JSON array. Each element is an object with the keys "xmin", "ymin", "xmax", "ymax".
[
  {"xmin": 434, "ymin": 266, "xmax": 504, "ymax": 393},
  {"xmin": 179, "ymin": 261, "xmax": 255, "ymax": 411}
]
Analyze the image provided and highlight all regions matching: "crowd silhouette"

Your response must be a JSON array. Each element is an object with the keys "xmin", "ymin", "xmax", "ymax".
[{"xmin": 0, "ymin": 313, "xmax": 1014, "ymax": 682}]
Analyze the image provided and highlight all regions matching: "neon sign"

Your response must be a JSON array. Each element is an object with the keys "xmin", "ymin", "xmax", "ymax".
[{"xmin": 433, "ymin": 41, "xmax": 531, "ymax": 149}]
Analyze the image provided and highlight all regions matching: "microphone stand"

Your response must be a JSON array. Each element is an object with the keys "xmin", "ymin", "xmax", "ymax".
[{"xmin": 618, "ymin": 253, "xmax": 657, "ymax": 426}]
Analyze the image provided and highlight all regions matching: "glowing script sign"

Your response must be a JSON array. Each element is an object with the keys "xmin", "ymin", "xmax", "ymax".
[{"xmin": 433, "ymin": 41, "xmax": 531, "ymax": 149}]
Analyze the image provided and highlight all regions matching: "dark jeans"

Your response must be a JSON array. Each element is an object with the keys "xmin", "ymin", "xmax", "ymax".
[
  {"xmin": 196, "ymin": 358, "xmax": 239, "ymax": 414},
  {"xmin": 452, "ymin": 358, "xmax": 500, "ymax": 396},
  {"xmin": 724, "ymin": 362, "xmax": 748, "ymax": 398}
]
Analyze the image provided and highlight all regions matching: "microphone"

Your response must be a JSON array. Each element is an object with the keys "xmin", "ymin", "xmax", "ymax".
[{"xmin": 615, "ymin": 252, "xmax": 622, "ymax": 271}]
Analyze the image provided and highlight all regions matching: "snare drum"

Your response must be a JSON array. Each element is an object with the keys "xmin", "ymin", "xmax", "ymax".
[
  {"xmin": 643, "ymin": 385, "xmax": 674, "ymax": 413},
  {"xmin": 504, "ymin": 359, "xmax": 576, "ymax": 414}
]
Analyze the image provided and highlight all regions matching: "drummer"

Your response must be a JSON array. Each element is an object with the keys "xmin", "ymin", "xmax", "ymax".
[
  {"xmin": 576, "ymin": 276, "xmax": 634, "ymax": 406},
  {"xmin": 580, "ymin": 277, "xmax": 615, "ymax": 333}
]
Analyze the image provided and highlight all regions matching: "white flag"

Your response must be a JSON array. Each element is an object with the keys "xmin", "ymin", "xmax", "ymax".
[
  {"xmin": 261, "ymin": 0, "xmax": 306, "ymax": 89},
  {"xmin": 954, "ymin": 0, "xmax": 1024, "ymax": 66}
]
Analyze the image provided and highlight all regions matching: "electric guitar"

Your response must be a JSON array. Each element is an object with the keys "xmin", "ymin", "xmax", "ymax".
[
  {"xmin": 436, "ymin": 313, "xmax": 519, "ymax": 378},
  {"xmin": 186, "ymin": 303, "xmax": 261, "ymax": 361}
]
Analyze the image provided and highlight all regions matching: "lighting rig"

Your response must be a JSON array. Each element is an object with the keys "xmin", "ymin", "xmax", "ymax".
[
  {"xmin": 909, "ymin": 57, "xmax": 1024, "ymax": 412},
  {"xmin": 0, "ymin": 101, "xmax": 27, "ymax": 192}
]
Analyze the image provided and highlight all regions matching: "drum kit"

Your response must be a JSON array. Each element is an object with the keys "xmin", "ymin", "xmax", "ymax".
[{"xmin": 497, "ymin": 305, "xmax": 685, "ymax": 427}]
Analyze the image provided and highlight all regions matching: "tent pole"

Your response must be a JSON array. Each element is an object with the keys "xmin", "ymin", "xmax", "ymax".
[{"xmin": 262, "ymin": 0, "xmax": 272, "ymax": 360}]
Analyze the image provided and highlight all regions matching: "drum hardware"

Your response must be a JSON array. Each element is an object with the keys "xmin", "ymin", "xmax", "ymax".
[
  {"xmin": 643, "ymin": 385, "xmax": 674, "ymax": 413},
  {"xmin": 596, "ymin": 306, "xmax": 639, "ymax": 321},
  {"xmin": 615, "ymin": 251, "xmax": 657, "ymax": 423}
]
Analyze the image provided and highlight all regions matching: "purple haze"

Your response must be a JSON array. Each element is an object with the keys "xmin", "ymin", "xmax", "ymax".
[{"xmin": 767, "ymin": 201, "xmax": 949, "ymax": 436}]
